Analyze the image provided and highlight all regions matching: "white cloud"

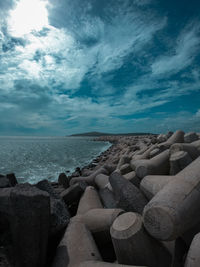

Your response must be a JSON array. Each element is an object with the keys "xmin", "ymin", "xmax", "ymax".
[
  {"xmin": 151, "ymin": 22, "xmax": 200, "ymax": 76},
  {"xmin": 0, "ymin": 0, "xmax": 200, "ymax": 135}
]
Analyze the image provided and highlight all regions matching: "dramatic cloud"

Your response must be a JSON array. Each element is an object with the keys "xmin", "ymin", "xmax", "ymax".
[
  {"xmin": 151, "ymin": 22, "xmax": 200, "ymax": 76},
  {"xmin": 0, "ymin": 0, "xmax": 200, "ymax": 135}
]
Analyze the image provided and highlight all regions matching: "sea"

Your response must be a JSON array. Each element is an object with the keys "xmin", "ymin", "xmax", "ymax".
[{"xmin": 0, "ymin": 136, "xmax": 111, "ymax": 184}]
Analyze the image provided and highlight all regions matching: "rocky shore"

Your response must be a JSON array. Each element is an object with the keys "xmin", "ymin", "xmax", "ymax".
[{"xmin": 1, "ymin": 130, "xmax": 200, "ymax": 266}]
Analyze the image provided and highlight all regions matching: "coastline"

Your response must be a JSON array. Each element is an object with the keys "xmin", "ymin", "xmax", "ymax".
[{"xmin": 1, "ymin": 131, "xmax": 200, "ymax": 266}]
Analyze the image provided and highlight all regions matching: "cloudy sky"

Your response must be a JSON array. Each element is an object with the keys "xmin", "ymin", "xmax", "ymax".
[{"xmin": 0, "ymin": 0, "xmax": 200, "ymax": 135}]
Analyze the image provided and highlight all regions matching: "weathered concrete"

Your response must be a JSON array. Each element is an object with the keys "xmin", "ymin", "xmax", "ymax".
[
  {"xmin": 60, "ymin": 182, "xmax": 87, "ymax": 205},
  {"xmin": 73, "ymin": 208, "xmax": 124, "ymax": 245},
  {"xmin": 94, "ymin": 174, "xmax": 109, "ymax": 189},
  {"xmin": 99, "ymin": 187, "xmax": 117, "ymax": 209},
  {"xmin": 170, "ymin": 143, "xmax": 200, "ymax": 160},
  {"xmin": 133, "ymin": 149, "xmax": 170, "ymax": 179},
  {"xmin": 184, "ymin": 233, "xmax": 200, "ymax": 267},
  {"xmin": 77, "ymin": 186, "xmax": 103, "ymax": 215},
  {"xmin": 158, "ymin": 130, "xmax": 185, "ymax": 149},
  {"xmin": 77, "ymin": 261, "xmax": 148, "ymax": 266},
  {"xmin": 70, "ymin": 167, "xmax": 109, "ymax": 186},
  {"xmin": 143, "ymin": 156, "xmax": 200, "ymax": 241},
  {"xmin": 52, "ymin": 220, "xmax": 102, "ymax": 267},
  {"xmin": 131, "ymin": 145, "xmax": 156, "ymax": 162},
  {"xmin": 191, "ymin": 140, "xmax": 200, "ymax": 153},
  {"xmin": 0, "ymin": 188, "xmax": 12, "ymax": 215},
  {"xmin": 184, "ymin": 132, "xmax": 199, "ymax": 143},
  {"xmin": 110, "ymin": 212, "xmax": 171, "ymax": 267},
  {"xmin": 109, "ymin": 172, "xmax": 148, "ymax": 214},
  {"xmin": 169, "ymin": 151, "xmax": 192, "ymax": 175},
  {"xmin": 140, "ymin": 175, "xmax": 175, "ymax": 200},
  {"xmin": 58, "ymin": 173, "xmax": 69, "ymax": 189},
  {"xmin": 123, "ymin": 171, "xmax": 140, "ymax": 187},
  {"xmin": 6, "ymin": 173, "xmax": 18, "ymax": 186},
  {"xmin": 36, "ymin": 180, "xmax": 70, "ymax": 236},
  {"xmin": 119, "ymin": 163, "xmax": 132, "ymax": 175},
  {"xmin": 10, "ymin": 184, "xmax": 50, "ymax": 267},
  {"xmin": 0, "ymin": 177, "xmax": 10, "ymax": 188}
]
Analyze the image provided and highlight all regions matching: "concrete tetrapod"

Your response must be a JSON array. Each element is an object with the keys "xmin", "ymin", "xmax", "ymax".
[
  {"xmin": 158, "ymin": 130, "xmax": 185, "ymax": 149},
  {"xmin": 110, "ymin": 212, "xmax": 171, "ymax": 267},
  {"xmin": 77, "ymin": 186, "xmax": 103, "ymax": 215},
  {"xmin": 191, "ymin": 140, "xmax": 200, "ymax": 153},
  {"xmin": 0, "ymin": 188, "xmax": 12, "ymax": 215},
  {"xmin": 131, "ymin": 145, "xmax": 156, "ymax": 161},
  {"xmin": 72, "ymin": 208, "xmax": 124, "ymax": 246},
  {"xmin": 123, "ymin": 171, "xmax": 141, "ymax": 188},
  {"xmin": 77, "ymin": 261, "xmax": 147, "ymax": 267},
  {"xmin": 143, "ymin": 156, "xmax": 200, "ymax": 241},
  {"xmin": 70, "ymin": 167, "xmax": 109, "ymax": 186},
  {"xmin": 169, "ymin": 151, "xmax": 192, "ymax": 175},
  {"xmin": 170, "ymin": 143, "xmax": 200, "ymax": 160},
  {"xmin": 52, "ymin": 220, "xmax": 102, "ymax": 267},
  {"xmin": 109, "ymin": 172, "xmax": 148, "ymax": 214},
  {"xmin": 184, "ymin": 132, "xmax": 199, "ymax": 143},
  {"xmin": 99, "ymin": 187, "xmax": 117, "ymax": 209},
  {"xmin": 140, "ymin": 175, "xmax": 175, "ymax": 200},
  {"xmin": 184, "ymin": 233, "xmax": 200, "ymax": 267},
  {"xmin": 10, "ymin": 184, "xmax": 50, "ymax": 267},
  {"xmin": 94, "ymin": 174, "xmax": 109, "ymax": 189},
  {"xmin": 133, "ymin": 149, "xmax": 170, "ymax": 179}
]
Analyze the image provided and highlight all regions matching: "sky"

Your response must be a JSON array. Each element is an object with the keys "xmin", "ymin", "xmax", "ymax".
[{"xmin": 0, "ymin": 0, "xmax": 200, "ymax": 136}]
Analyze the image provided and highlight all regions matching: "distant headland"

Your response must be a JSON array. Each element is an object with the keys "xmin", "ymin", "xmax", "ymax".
[{"xmin": 69, "ymin": 131, "xmax": 155, "ymax": 137}]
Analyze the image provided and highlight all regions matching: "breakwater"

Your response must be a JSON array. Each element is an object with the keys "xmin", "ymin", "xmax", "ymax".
[{"xmin": 1, "ymin": 130, "xmax": 200, "ymax": 266}]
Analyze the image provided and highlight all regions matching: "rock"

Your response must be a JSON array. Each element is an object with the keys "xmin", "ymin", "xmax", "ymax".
[
  {"xmin": 0, "ymin": 177, "xmax": 10, "ymax": 188},
  {"xmin": 109, "ymin": 172, "xmax": 148, "ymax": 214},
  {"xmin": 36, "ymin": 180, "xmax": 70, "ymax": 237},
  {"xmin": 58, "ymin": 173, "xmax": 69, "ymax": 189},
  {"xmin": 10, "ymin": 183, "xmax": 50, "ymax": 267},
  {"xmin": 184, "ymin": 132, "xmax": 199, "ymax": 143},
  {"xmin": 61, "ymin": 182, "xmax": 87, "ymax": 205},
  {"xmin": 0, "ymin": 188, "xmax": 12, "ymax": 215},
  {"xmin": 6, "ymin": 173, "xmax": 18, "ymax": 186}
]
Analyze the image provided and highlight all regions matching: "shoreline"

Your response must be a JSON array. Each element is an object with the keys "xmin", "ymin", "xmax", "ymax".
[{"xmin": 1, "ymin": 131, "xmax": 200, "ymax": 266}]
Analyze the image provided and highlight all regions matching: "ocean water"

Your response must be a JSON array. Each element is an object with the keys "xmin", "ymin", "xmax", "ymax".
[{"xmin": 0, "ymin": 136, "xmax": 111, "ymax": 184}]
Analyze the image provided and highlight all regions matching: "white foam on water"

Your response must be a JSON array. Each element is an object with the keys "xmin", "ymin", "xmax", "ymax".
[{"xmin": 0, "ymin": 136, "xmax": 111, "ymax": 184}]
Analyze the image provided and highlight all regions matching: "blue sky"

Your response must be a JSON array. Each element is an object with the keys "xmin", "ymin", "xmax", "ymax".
[{"xmin": 0, "ymin": 0, "xmax": 200, "ymax": 135}]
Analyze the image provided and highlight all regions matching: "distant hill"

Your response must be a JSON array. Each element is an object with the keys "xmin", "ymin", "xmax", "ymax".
[{"xmin": 69, "ymin": 131, "xmax": 155, "ymax": 137}]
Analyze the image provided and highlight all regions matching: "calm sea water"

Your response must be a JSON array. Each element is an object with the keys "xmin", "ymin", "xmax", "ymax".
[{"xmin": 0, "ymin": 136, "xmax": 111, "ymax": 184}]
